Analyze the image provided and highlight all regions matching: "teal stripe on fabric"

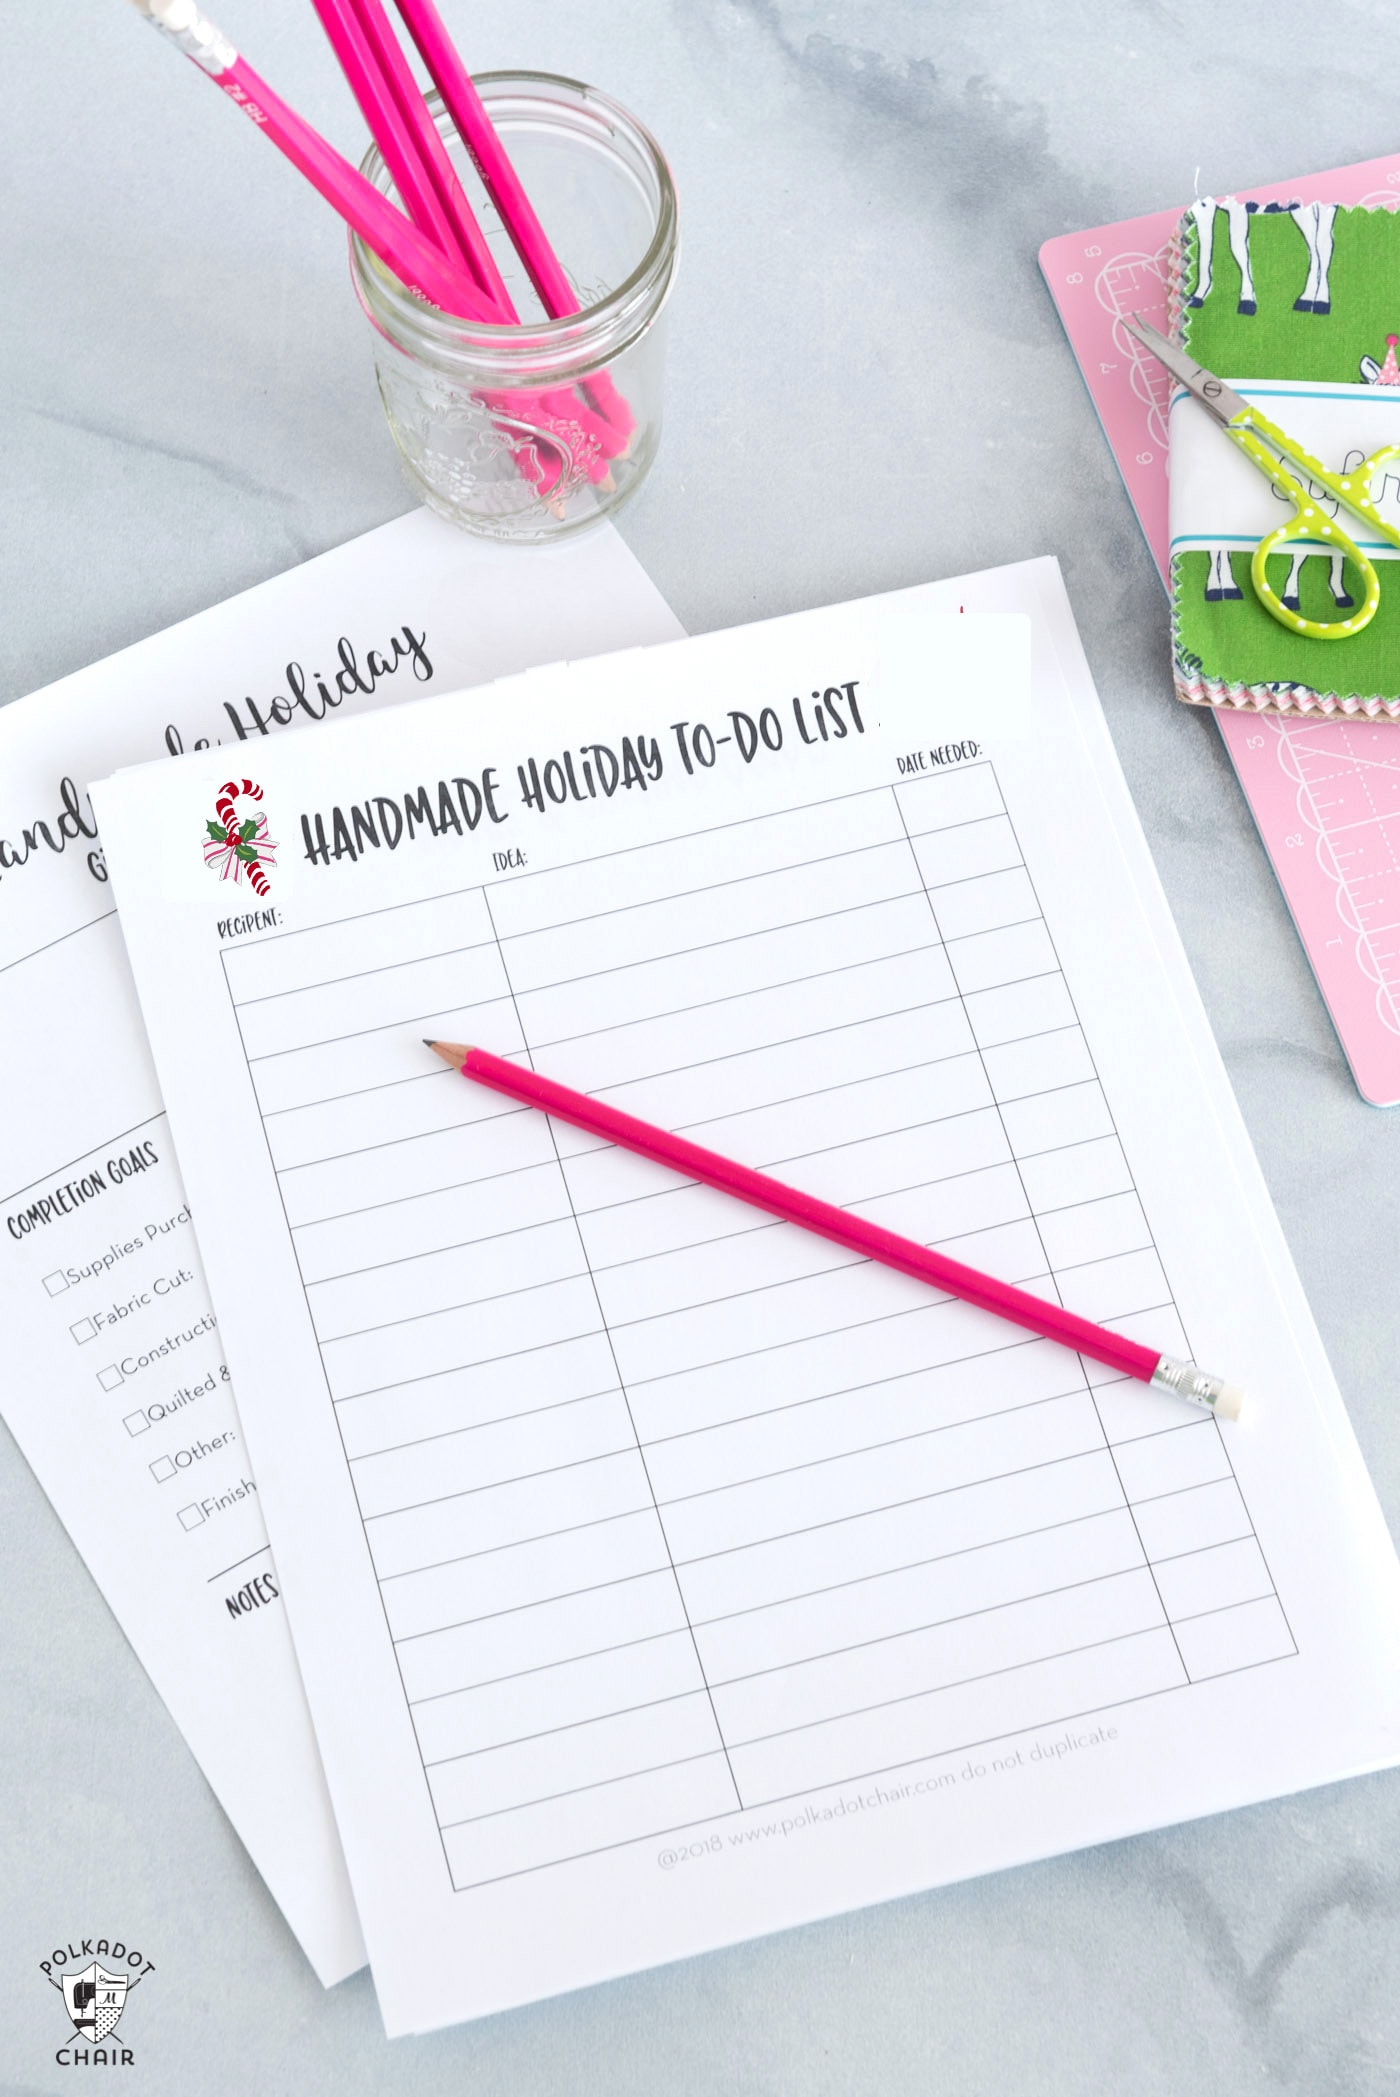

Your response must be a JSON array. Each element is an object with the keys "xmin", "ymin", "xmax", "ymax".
[
  {"xmin": 1170, "ymin": 386, "xmax": 1400, "ymax": 408},
  {"xmin": 1169, "ymin": 533, "xmax": 1400, "ymax": 552}
]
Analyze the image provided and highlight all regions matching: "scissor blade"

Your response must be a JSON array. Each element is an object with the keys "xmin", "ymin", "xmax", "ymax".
[{"xmin": 1124, "ymin": 313, "xmax": 1252, "ymax": 427}]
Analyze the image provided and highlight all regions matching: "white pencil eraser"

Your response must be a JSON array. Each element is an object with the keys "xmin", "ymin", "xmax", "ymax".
[{"xmin": 1215, "ymin": 1383, "xmax": 1244, "ymax": 1423}]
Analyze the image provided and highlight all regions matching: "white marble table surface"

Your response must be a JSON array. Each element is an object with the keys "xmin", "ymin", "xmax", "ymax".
[{"xmin": 4, "ymin": 3, "xmax": 1399, "ymax": 2090}]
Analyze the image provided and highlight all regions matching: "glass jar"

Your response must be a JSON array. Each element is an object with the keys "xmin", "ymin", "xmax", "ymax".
[{"xmin": 350, "ymin": 72, "xmax": 679, "ymax": 543}]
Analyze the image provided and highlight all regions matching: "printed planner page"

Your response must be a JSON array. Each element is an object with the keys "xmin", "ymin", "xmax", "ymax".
[
  {"xmin": 0, "ymin": 508, "xmax": 683, "ymax": 1985},
  {"xmin": 91, "ymin": 563, "xmax": 1400, "ymax": 2034}
]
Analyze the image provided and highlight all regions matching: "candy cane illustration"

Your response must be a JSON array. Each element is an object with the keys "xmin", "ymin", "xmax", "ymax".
[
  {"xmin": 216, "ymin": 778, "xmax": 262, "ymax": 836},
  {"xmin": 203, "ymin": 778, "xmax": 278, "ymax": 896}
]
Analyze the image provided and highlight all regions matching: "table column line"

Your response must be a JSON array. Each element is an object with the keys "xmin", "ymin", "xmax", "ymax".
[
  {"xmin": 480, "ymin": 885, "xmax": 746, "ymax": 1812},
  {"xmin": 217, "ymin": 944, "xmax": 462, "ymax": 1891},
  {"xmin": 985, "ymin": 795, "xmax": 1296, "ymax": 1656},
  {"xmin": 888, "ymin": 778, "xmax": 1191, "ymax": 1687}
]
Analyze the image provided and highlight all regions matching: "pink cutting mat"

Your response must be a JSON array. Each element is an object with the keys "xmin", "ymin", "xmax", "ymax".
[{"xmin": 1041, "ymin": 153, "xmax": 1400, "ymax": 1106}]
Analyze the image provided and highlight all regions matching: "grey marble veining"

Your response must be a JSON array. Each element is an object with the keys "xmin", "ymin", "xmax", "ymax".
[{"xmin": 4, "ymin": 3, "xmax": 1400, "ymax": 2090}]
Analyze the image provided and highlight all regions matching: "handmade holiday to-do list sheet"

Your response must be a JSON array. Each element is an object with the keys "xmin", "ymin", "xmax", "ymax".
[{"xmin": 92, "ymin": 561, "xmax": 1400, "ymax": 2033}]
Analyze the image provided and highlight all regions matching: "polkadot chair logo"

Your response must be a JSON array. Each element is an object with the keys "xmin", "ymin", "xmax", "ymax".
[
  {"xmin": 204, "ymin": 778, "xmax": 278, "ymax": 896},
  {"xmin": 41, "ymin": 1935, "xmax": 154, "ymax": 2067}
]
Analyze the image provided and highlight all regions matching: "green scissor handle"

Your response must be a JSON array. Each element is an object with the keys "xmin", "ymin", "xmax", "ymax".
[{"xmin": 1227, "ymin": 411, "xmax": 1400, "ymax": 641}]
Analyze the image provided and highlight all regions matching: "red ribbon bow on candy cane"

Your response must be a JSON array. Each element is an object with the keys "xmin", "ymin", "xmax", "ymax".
[{"xmin": 204, "ymin": 778, "xmax": 278, "ymax": 896}]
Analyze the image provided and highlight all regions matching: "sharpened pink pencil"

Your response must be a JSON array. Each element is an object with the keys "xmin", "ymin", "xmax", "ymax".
[
  {"xmin": 393, "ymin": 0, "xmax": 635, "ymax": 439},
  {"xmin": 345, "ymin": 0, "xmax": 512, "ymax": 310},
  {"xmin": 426, "ymin": 1040, "xmax": 1245, "ymax": 1421},
  {"xmin": 310, "ymin": 0, "xmax": 619, "ymax": 492},
  {"xmin": 126, "ymin": 0, "xmax": 487, "ymax": 318},
  {"xmin": 308, "ymin": 0, "xmax": 466, "ymax": 267}
]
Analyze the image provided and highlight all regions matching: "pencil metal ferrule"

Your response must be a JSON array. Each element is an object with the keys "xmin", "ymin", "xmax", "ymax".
[
  {"xmin": 1149, "ymin": 1354, "xmax": 1242, "ymax": 1421},
  {"xmin": 134, "ymin": 0, "xmax": 237, "ymax": 75}
]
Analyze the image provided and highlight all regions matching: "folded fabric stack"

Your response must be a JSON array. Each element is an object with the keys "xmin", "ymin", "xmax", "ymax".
[{"xmin": 1167, "ymin": 198, "xmax": 1400, "ymax": 719}]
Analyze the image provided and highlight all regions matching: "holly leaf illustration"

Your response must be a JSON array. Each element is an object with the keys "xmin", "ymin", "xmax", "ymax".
[
  {"xmin": 240, "ymin": 818, "xmax": 258, "ymax": 840},
  {"xmin": 206, "ymin": 820, "xmax": 226, "ymax": 840},
  {"xmin": 235, "ymin": 843, "xmax": 258, "ymax": 863}
]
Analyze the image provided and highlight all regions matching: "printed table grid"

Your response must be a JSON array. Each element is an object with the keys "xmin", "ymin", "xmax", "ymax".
[{"xmin": 223, "ymin": 767, "xmax": 1292, "ymax": 1890}]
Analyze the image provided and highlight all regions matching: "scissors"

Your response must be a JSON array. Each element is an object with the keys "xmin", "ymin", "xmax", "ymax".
[{"xmin": 1126, "ymin": 312, "xmax": 1400, "ymax": 641}]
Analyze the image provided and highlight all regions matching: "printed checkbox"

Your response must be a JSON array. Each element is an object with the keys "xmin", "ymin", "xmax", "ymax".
[
  {"xmin": 42, "ymin": 1270, "xmax": 69, "ymax": 1298},
  {"xmin": 177, "ymin": 1503, "xmax": 205, "ymax": 1532},
  {"xmin": 97, "ymin": 1364, "xmax": 124, "ymax": 1393},
  {"xmin": 123, "ymin": 1410, "xmax": 150, "ymax": 1438},
  {"xmin": 149, "ymin": 1456, "xmax": 177, "ymax": 1483},
  {"xmin": 69, "ymin": 1316, "xmax": 98, "ymax": 1346}
]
